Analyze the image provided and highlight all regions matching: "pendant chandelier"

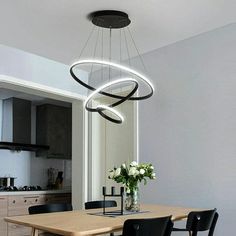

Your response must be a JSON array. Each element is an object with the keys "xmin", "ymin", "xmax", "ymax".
[{"xmin": 70, "ymin": 10, "xmax": 154, "ymax": 124}]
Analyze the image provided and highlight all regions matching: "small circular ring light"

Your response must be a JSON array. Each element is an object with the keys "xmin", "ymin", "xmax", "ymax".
[{"xmin": 97, "ymin": 105, "xmax": 124, "ymax": 124}]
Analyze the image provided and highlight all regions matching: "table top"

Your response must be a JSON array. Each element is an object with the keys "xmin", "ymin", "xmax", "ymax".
[{"xmin": 5, "ymin": 204, "xmax": 202, "ymax": 236}]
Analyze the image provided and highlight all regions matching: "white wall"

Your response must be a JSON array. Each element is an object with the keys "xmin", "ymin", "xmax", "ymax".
[
  {"xmin": 0, "ymin": 150, "xmax": 31, "ymax": 186},
  {"xmin": 30, "ymin": 156, "xmax": 71, "ymax": 188},
  {"xmin": 0, "ymin": 44, "xmax": 87, "ymax": 95},
  {"xmin": 136, "ymin": 23, "xmax": 236, "ymax": 235},
  {"xmin": 88, "ymin": 99, "xmax": 137, "ymax": 201}
]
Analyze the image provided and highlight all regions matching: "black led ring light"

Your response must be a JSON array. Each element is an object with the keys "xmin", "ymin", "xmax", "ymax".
[
  {"xmin": 85, "ymin": 78, "xmax": 139, "ymax": 112},
  {"xmin": 70, "ymin": 60, "xmax": 154, "ymax": 101}
]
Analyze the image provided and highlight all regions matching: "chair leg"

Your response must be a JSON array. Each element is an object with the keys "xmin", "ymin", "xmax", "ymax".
[
  {"xmin": 31, "ymin": 228, "xmax": 39, "ymax": 236},
  {"xmin": 191, "ymin": 230, "xmax": 198, "ymax": 236},
  {"xmin": 209, "ymin": 212, "xmax": 219, "ymax": 236}
]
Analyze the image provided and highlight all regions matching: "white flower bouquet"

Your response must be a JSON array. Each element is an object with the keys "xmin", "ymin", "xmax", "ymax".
[{"xmin": 108, "ymin": 161, "xmax": 156, "ymax": 194}]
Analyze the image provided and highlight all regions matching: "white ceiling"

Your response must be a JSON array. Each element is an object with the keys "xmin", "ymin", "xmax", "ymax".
[{"xmin": 0, "ymin": 0, "xmax": 235, "ymax": 65}]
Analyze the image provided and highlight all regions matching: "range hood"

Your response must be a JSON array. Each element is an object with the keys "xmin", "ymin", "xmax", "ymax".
[
  {"xmin": 0, "ymin": 142, "xmax": 49, "ymax": 151},
  {"xmin": 0, "ymin": 97, "xmax": 49, "ymax": 152}
]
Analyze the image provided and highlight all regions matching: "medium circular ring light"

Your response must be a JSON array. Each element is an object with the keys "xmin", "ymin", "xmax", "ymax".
[
  {"xmin": 97, "ymin": 105, "xmax": 124, "ymax": 124},
  {"xmin": 70, "ymin": 59, "xmax": 154, "ymax": 101},
  {"xmin": 84, "ymin": 78, "xmax": 139, "ymax": 112}
]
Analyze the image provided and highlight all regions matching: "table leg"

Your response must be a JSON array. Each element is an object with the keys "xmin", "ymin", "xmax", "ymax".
[{"xmin": 31, "ymin": 228, "xmax": 39, "ymax": 236}]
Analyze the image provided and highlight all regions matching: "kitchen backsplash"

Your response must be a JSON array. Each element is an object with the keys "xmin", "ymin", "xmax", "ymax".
[
  {"xmin": 30, "ymin": 155, "xmax": 72, "ymax": 189},
  {"xmin": 0, "ymin": 149, "xmax": 72, "ymax": 189}
]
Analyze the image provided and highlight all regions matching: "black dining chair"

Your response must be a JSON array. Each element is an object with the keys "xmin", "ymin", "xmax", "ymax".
[
  {"xmin": 85, "ymin": 200, "xmax": 117, "ymax": 209},
  {"xmin": 28, "ymin": 203, "xmax": 73, "ymax": 214},
  {"xmin": 28, "ymin": 203, "xmax": 73, "ymax": 236},
  {"xmin": 85, "ymin": 200, "xmax": 117, "ymax": 236},
  {"xmin": 172, "ymin": 208, "xmax": 219, "ymax": 236},
  {"xmin": 122, "ymin": 216, "xmax": 173, "ymax": 236}
]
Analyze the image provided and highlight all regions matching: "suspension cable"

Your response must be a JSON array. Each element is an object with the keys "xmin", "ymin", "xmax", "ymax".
[
  {"xmin": 124, "ymin": 28, "xmax": 131, "ymax": 67},
  {"xmin": 89, "ymin": 27, "xmax": 100, "ymax": 81},
  {"xmin": 127, "ymin": 26, "xmax": 147, "ymax": 73},
  {"xmin": 78, "ymin": 24, "xmax": 96, "ymax": 59}
]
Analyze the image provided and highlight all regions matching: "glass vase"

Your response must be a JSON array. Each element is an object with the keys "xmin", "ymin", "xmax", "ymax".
[{"xmin": 125, "ymin": 188, "xmax": 140, "ymax": 212}]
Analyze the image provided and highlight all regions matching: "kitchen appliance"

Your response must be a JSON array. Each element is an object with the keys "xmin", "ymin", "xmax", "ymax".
[
  {"xmin": 0, "ymin": 185, "xmax": 42, "ymax": 191},
  {"xmin": 0, "ymin": 177, "xmax": 16, "ymax": 187},
  {"xmin": 0, "ymin": 97, "xmax": 49, "ymax": 152}
]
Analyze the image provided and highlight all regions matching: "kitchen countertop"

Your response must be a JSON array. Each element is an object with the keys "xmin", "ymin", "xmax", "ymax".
[{"xmin": 0, "ymin": 188, "xmax": 71, "ymax": 196}]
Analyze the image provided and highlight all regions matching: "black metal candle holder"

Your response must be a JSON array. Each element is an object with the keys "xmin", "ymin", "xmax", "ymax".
[{"xmin": 102, "ymin": 186, "xmax": 124, "ymax": 215}]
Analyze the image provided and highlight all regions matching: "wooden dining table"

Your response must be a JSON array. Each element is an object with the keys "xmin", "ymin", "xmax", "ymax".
[{"xmin": 4, "ymin": 204, "xmax": 202, "ymax": 236}]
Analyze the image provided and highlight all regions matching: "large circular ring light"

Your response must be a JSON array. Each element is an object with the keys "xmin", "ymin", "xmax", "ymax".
[{"xmin": 70, "ymin": 59, "xmax": 154, "ymax": 101}]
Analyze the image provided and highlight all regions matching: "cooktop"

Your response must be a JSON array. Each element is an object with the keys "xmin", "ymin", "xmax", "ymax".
[{"xmin": 0, "ymin": 185, "xmax": 42, "ymax": 191}]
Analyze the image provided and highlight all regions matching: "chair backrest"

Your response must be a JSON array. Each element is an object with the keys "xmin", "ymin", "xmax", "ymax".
[
  {"xmin": 85, "ymin": 200, "xmax": 117, "ymax": 209},
  {"xmin": 28, "ymin": 203, "xmax": 73, "ymax": 214},
  {"xmin": 122, "ymin": 216, "xmax": 173, "ymax": 236},
  {"xmin": 186, "ymin": 209, "xmax": 219, "ymax": 236}
]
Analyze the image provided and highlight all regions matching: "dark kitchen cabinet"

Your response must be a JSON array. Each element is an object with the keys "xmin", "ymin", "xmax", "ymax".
[{"xmin": 36, "ymin": 104, "xmax": 72, "ymax": 159}]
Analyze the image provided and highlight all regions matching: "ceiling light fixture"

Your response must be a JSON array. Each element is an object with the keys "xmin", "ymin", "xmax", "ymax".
[
  {"xmin": 97, "ymin": 105, "xmax": 124, "ymax": 124},
  {"xmin": 70, "ymin": 10, "xmax": 154, "ymax": 124},
  {"xmin": 84, "ymin": 78, "xmax": 139, "ymax": 112}
]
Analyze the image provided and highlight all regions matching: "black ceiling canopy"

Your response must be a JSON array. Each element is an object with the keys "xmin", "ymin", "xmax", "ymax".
[{"xmin": 89, "ymin": 10, "xmax": 131, "ymax": 29}]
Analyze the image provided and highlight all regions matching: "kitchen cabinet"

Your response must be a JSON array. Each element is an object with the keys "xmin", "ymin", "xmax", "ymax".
[
  {"xmin": 36, "ymin": 104, "xmax": 72, "ymax": 159},
  {"xmin": 0, "ymin": 196, "xmax": 8, "ymax": 236},
  {"xmin": 8, "ymin": 195, "xmax": 45, "ymax": 216},
  {"xmin": 8, "ymin": 195, "xmax": 45, "ymax": 236},
  {"xmin": 0, "ymin": 192, "xmax": 71, "ymax": 236}
]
